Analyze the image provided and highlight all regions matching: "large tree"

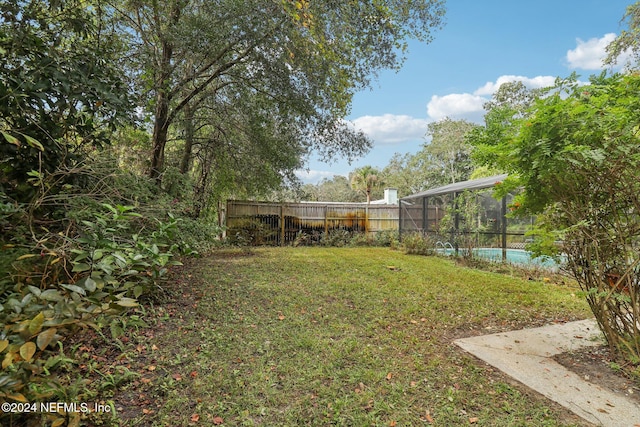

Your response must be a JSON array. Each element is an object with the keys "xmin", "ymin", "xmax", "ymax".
[
  {"xmin": 0, "ymin": 0, "xmax": 132, "ymax": 203},
  {"xmin": 382, "ymin": 152, "xmax": 421, "ymax": 197},
  {"xmin": 380, "ymin": 118, "xmax": 478, "ymax": 198},
  {"xmin": 313, "ymin": 175, "xmax": 361, "ymax": 203},
  {"xmin": 111, "ymin": 0, "xmax": 446, "ymax": 183},
  {"xmin": 424, "ymin": 117, "xmax": 478, "ymax": 185},
  {"xmin": 469, "ymin": 80, "xmax": 544, "ymax": 175},
  {"xmin": 605, "ymin": 1, "xmax": 640, "ymax": 69},
  {"xmin": 187, "ymin": 89, "xmax": 308, "ymax": 216}
]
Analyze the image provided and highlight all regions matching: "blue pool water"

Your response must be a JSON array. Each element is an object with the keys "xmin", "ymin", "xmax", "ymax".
[{"xmin": 437, "ymin": 247, "xmax": 563, "ymax": 270}]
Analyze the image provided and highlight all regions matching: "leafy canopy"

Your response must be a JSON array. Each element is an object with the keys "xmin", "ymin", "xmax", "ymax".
[
  {"xmin": 0, "ymin": 0, "xmax": 132, "ymax": 201},
  {"xmin": 112, "ymin": 0, "xmax": 446, "ymax": 182}
]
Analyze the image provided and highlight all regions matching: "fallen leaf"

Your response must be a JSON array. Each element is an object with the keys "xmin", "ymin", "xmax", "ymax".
[
  {"xmin": 142, "ymin": 408, "xmax": 153, "ymax": 414},
  {"xmin": 190, "ymin": 413, "xmax": 200, "ymax": 422},
  {"xmin": 278, "ymin": 314, "xmax": 285, "ymax": 320},
  {"xmin": 213, "ymin": 416, "xmax": 224, "ymax": 425},
  {"xmin": 172, "ymin": 373, "xmax": 182, "ymax": 381},
  {"xmin": 389, "ymin": 421, "xmax": 396, "ymax": 427},
  {"xmin": 140, "ymin": 378, "xmax": 152, "ymax": 384},
  {"xmin": 190, "ymin": 370, "xmax": 198, "ymax": 378},
  {"xmin": 469, "ymin": 417, "xmax": 479, "ymax": 423},
  {"xmin": 151, "ymin": 344, "xmax": 159, "ymax": 351}
]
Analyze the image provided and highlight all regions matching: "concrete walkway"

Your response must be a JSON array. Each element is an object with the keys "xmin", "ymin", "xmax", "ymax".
[{"xmin": 454, "ymin": 319, "xmax": 640, "ymax": 427}]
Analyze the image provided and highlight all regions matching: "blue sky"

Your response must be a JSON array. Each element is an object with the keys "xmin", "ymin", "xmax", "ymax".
[{"xmin": 296, "ymin": 0, "xmax": 635, "ymax": 184}]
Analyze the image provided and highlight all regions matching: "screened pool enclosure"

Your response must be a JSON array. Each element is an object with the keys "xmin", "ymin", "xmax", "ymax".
[{"xmin": 399, "ymin": 174, "xmax": 537, "ymax": 260}]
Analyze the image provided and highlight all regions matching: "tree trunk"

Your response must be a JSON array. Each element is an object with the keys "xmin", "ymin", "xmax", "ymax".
[
  {"xmin": 179, "ymin": 102, "xmax": 194, "ymax": 174},
  {"xmin": 193, "ymin": 146, "xmax": 215, "ymax": 218},
  {"xmin": 150, "ymin": 89, "xmax": 170, "ymax": 181},
  {"xmin": 149, "ymin": 3, "xmax": 181, "ymax": 183}
]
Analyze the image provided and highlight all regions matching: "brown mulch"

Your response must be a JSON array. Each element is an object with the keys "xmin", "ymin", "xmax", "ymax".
[{"xmin": 554, "ymin": 344, "xmax": 640, "ymax": 405}]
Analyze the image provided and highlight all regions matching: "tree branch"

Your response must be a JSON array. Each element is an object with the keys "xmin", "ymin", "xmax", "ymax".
[{"xmin": 166, "ymin": 17, "xmax": 287, "ymax": 124}]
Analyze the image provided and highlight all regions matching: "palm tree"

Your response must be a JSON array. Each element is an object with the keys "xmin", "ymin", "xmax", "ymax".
[
  {"xmin": 350, "ymin": 165, "xmax": 384, "ymax": 204},
  {"xmin": 350, "ymin": 166, "xmax": 385, "ymax": 233}
]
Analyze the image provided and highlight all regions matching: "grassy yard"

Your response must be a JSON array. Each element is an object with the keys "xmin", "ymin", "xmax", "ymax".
[{"xmin": 102, "ymin": 247, "xmax": 592, "ymax": 426}]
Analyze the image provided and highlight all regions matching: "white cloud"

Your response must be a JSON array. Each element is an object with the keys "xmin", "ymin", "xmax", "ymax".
[
  {"xmin": 425, "ymin": 75, "xmax": 558, "ymax": 123},
  {"xmin": 474, "ymin": 75, "xmax": 557, "ymax": 96},
  {"xmin": 351, "ymin": 114, "xmax": 429, "ymax": 145},
  {"xmin": 426, "ymin": 93, "xmax": 485, "ymax": 122},
  {"xmin": 295, "ymin": 169, "xmax": 340, "ymax": 183},
  {"xmin": 566, "ymin": 33, "xmax": 616, "ymax": 70}
]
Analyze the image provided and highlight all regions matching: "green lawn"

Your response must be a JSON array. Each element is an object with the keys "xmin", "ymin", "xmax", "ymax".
[{"xmin": 106, "ymin": 247, "xmax": 592, "ymax": 426}]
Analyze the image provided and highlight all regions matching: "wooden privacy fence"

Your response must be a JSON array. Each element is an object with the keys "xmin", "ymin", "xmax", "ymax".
[{"xmin": 226, "ymin": 200, "xmax": 399, "ymax": 245}]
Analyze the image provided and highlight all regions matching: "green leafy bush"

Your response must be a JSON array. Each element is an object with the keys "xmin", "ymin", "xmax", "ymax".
[
  {"xmin": 175, "ymin": 217, "xmax": 223, "ymax": 254},
  {"xmin": 319, "ymin": 229, "xmax": 353, "ymax": 247},
  {"xmin": 372, "ymin": 230, "xmax": 400, "ymax": 248},
  {"xmin": 0, "ymin": 203, "xmax": 181, "ymax": 411},
  {"xmin": 400, "ymin": 232, "xmax": 436, "ymax": 255},
  {"xmin": 470, "ymin": 72, "xmax": 640, "ymax": 365}
]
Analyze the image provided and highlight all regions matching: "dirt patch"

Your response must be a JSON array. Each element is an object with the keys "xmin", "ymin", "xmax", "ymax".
[{"xmin": 554, "ymin": 344, "xmax": 640, "ymax": 405}]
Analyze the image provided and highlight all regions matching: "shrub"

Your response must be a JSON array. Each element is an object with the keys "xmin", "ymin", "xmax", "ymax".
[
  {"xmin": 0, "ymin": 203, "xmax": 181, "ymax": 419},
  {"xmin": 175, "ymin": 217, "xmax": 223, "ymax": 254},
  {"xmin": 401, "ymin": 232, "xmax": 436, "ymax": 255},
  {"xmin": 470, "ymin": 72, "xmax": 640, "ymax": 365},
  {"xmin": 371, "ymin": 230, "xmax": 400, "ymax": 248},
  {"xmin": 347, "ymin": 232, "xmax": 371, "ymax": 247},
  {"xmin": 320, "ymin": 229, "xmax": 352, "ymax": 247}
]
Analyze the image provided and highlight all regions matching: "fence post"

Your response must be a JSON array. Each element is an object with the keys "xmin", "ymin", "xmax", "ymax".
[
  {"xmin": 398, "ymin": 201, "xmax": 402, "ymax": 241},
  {"xmin": 280, "ymin": 203, "xmax": 285, "ymax": 247},
  {"xmin": 422, "ymin": 196, "xmax": 428, "ymax": 236},
  {"xmin": 324, "ymin": 205, "xmax": 328, "ymax": 234}
]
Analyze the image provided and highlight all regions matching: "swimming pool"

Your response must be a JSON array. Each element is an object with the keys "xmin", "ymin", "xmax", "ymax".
[{"xmin": 436, "ymin": 247, "xmax": 564, "ymax": 269}]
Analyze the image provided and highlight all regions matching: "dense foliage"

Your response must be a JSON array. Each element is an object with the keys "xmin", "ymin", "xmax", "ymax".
[
  {"xmin": 109, "ymin": 0, "xmax": 446, "ymax": 214},
  {"xmin": 470, "ymin": 72, "xmax": 640, "ymax": 365},
  {"xmin": 0, "ymin": 0, "xmax": 132, "ymax": 204}
]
